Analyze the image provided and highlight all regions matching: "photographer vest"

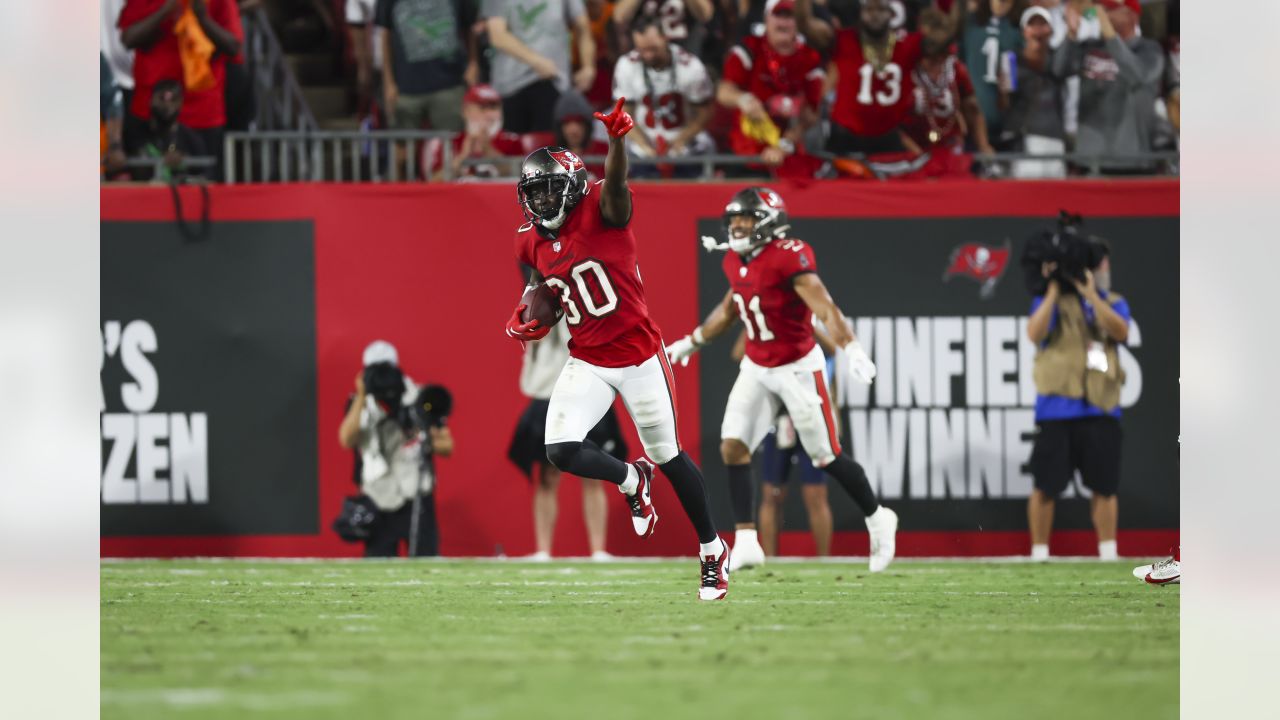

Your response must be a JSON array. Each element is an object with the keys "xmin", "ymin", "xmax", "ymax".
[{"xmin": 1032, "ymin": 293, "xmax": 1126, "ymax": 412}]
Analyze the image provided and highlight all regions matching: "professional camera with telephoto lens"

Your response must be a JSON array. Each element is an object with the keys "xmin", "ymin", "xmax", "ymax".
[
  {"xmin": 362, "ymin": 361, "xmax": 453, "ymax": 437},
  {"xmin": 1020, "ymin": 211, "xmax": 1110, "ymax": 296}
]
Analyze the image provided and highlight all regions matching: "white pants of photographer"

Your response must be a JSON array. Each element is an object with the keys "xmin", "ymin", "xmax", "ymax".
[
  {"xmin": 721, "ymin": 345, "xmax": 842, "ymax": 467},
  {"xmin": 545, "ymin": 352, "xmax": 681, "ymax": 464}
]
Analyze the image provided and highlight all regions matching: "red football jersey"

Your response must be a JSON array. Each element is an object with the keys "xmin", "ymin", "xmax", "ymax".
[
  {"xmin": 722, "ymin": 36, "xmax": 826, "ymax": 155},
  {"xmin": 722, "ymin": 238, "xmax": 819, "ymax": 368},
  {"xmin": 515, "ymin": 179, "xmax": 663, "ymax": 368},
  {"xmin": 903, "ymin": 56, "xmax": 975, "ymax": 149},
  {"xmin": 830, "ymin": 30, "xmax": 924, "ymax": 137}
]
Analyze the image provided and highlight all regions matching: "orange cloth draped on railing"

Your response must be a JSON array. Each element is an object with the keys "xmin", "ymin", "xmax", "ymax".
[{"xmin": 174, "ymin": 0, "xmax": 216, "ymax": 93}]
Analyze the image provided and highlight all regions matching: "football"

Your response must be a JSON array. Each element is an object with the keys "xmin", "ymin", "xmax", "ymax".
[{"xmin": 520, "ymin": 282, "xmax": 565, "ymax": 328}]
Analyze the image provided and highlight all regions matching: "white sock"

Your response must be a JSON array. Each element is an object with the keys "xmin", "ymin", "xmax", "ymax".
[
  {"xmin": 1030, "ymin": 544, "xmax": 1050, "ymax": 561},
  {"xmin": 699, "ymin": 537, "xmax": 724, "ymax": 557},
  {"xmin": 735, "ymin": 528, "xmax": 758, "ymax": 545},
  {"xmin": 618, "ymin": 464, "xmax": 639, "ymax": 495},
  {"xmin": 1098, "ymin": 540, "xmax": 1118, "ymax": 561}
]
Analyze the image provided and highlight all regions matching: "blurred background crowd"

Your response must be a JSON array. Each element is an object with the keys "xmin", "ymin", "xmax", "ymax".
[{"xmin": 100, "ymin": 0, "xmax": 1180, "ymax": 182}]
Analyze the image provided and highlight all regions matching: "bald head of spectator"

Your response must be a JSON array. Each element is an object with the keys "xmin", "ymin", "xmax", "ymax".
[
  {"xmin": 1100, "ymin": 0, "xmax": 1141, "ymax": 39},
  {"xmin": 150, "ymin": 79, "xmax": 184, "ymax": 131},
  {"xmin": 859, "ymin": 0, "xmax": 894, "ymax": 40},
  {"xmin": 764, "ymin": 0, "xmax": 799, "ymax": 54}
]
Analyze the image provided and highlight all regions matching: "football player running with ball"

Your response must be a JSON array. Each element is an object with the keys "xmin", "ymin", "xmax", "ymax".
[
  {"xmin": 504, "ymin": 98, "xmax": 731, "ymax": 601},
  {"xmin": 666, "ymin": 187, "xmax": 899, "ymax": 572}
]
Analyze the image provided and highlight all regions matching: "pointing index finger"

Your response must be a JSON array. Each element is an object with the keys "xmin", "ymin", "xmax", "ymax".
[{"xmin": 612, "ymin": 97, "xmax": 625, "ymax": 115}]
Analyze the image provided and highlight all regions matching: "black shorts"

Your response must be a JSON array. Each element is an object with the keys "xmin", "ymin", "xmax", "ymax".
[
  {"xmin": 1029, "ymin": 416, "xmax": 1122, "ymax": 497},
  {"xmin": 507, "ymin": 399, "xmax": 629, "ymax": 479}
]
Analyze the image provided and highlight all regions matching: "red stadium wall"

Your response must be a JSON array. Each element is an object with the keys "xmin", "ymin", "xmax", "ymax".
[{"xmin": 100, "ymin": 179, "xmax": 1179, "ymax": 558}]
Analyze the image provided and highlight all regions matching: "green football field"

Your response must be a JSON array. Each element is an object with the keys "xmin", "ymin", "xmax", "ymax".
[{"xmin": 101, "ymin": 559, "xmax": 1178, "ymax": 720}]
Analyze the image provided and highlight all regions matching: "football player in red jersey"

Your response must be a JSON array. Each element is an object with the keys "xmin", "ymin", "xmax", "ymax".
[
  {"xmin": 665, "ymin": 187, "xmax": 899, "ymax": 572},
  {"xmin": 504, "ymin": 98, "xmax": 730, "ymax": 601}
]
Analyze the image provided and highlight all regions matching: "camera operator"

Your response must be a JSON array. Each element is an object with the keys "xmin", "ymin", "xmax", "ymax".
[
  {"xmin": 338, "ymin": 341, "xmax": 453, "ymax": 557},
  {"xmin": 1024, "ymin": 215, "xmax": 1129, "ymax": 562}
]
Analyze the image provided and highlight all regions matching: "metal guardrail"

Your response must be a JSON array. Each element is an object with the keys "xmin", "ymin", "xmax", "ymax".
[
  {"xmin": 242, "ymin": 6, "xmax": 317, "ymax": 133},
  {"xmin": 224, "ymin": 130, "xmax": 1179, "ymax": 184}
]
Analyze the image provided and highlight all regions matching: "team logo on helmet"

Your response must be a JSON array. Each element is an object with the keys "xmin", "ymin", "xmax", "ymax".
[
  {"xmin": 549, "ymin": 149, "xmax": 584, "ymax": 173},
  {"xmin": 756, "ymin": 188, "xmax": 785, "ymax": 210},
  {"xmin": 943, "ymin": 240, "xmax": 1011, "ymax": 299}
]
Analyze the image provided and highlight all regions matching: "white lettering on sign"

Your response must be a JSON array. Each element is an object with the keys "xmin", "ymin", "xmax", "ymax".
[
  {"xmin": 837, "ymin": 316, "xmax": 1143, "ymax": 500},
  {"xmin": 101, "ymin": 320, "xmax": 209, "ymax": 505}
]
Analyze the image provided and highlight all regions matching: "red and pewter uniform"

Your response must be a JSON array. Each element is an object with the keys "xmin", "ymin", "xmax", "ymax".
[
  {"xmin": 721, "ymin": 35, "xmax": 825, "ymax": 156},
  {"xmin": 718, "ymin": 237, "xmax": 842, "ymax": 464},
  {"xmin": 514, "ymin": 181, "xmax": 663, "ymax": 368},
  {"xmin": 830, "ymin": 30, "xmax": 924, "ymax": 138},
  {"xmin": 722, "ymin": 237, "xmax": 819, "ymax": 368}
]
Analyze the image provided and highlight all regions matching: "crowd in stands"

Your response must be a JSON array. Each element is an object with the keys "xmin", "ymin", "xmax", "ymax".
[{"xmin": 101, "ymin": 0, "xmax": 1180, "ymax": 182}]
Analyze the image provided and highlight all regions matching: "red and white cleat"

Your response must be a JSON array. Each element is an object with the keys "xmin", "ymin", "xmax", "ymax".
[
  {"xmin": 1133, "ymin": 556, "xmax": 1181, "ymax": 585},
  {"xmin": 625, "ymin": 458, "xmax": 658, "ymax": 537},
  {"xmin": 698, "ymin": 541, "xmax": 730, "ymax": 601}
]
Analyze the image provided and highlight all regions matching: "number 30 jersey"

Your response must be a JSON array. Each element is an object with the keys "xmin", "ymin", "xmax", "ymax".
[
  {"xmin": 515, "ymin": 181, "xmax": 663, "ymax": 368},
  {"xmin": 722, "ymin": 238, "xmax": 819, "ymax": 368}
]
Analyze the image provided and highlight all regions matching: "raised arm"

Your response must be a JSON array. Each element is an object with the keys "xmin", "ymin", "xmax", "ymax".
[
  {"xmin": 593, "ymin": 97, "xmax": 635, "ymax": 227},
  {"xmin": 666, "ymin": 289, "xmax": 738, "ymax": 366},
  {"xmin": 121, "ymin": 0, "xmax": 179, "ymax": 50},
  {"xmin": 795, "ymin": 0, "xmax": 834, "ymax": 51}
]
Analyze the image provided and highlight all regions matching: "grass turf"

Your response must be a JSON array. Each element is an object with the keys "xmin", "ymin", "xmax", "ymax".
[{"xmin": 101, "ymin": 559, "xmax": 1178, "ymax": 720}]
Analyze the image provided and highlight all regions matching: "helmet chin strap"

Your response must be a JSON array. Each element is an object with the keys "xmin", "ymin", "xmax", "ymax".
[{"xmin": 536, "ymin": 177, "xmax": 576, "ymax": 230}]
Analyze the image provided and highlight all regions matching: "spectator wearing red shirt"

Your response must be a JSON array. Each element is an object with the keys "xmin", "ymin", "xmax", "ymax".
[
  {"xmin": 425, "ymin": 84, "xmax": 526, "ymax": 180},
  {"xmin": 717, "ymin": 0, "xmax": 825, "ymax": 174},
  {"xmin": 120, "ymin": 0, "xmax": 243, "ymax": 178},
  {"xmin": 797, "ymin": 0, "xmax": 923, "ymax": 156},
  {"xmin": 903, "ymin": 6, "xmax": 993, "ymax": 156}
]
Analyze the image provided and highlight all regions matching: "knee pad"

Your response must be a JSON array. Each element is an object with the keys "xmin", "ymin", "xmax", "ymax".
[
  {"xmin": 629, "ymin": 392, "xmax": 666, "ymax": 428},
  {"xmin": 645, "ymin": 443, "xmax": 679, "ymax": 465},
  {"xmin": 545, "ymin": 441, "xmax": 582, "ymax": 471}
]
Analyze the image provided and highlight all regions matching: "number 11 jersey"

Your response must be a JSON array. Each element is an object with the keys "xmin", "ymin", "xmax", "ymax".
[
  {"xmin": 723, "ymin": 238, "xmax": 819, "ymax": 368},
  {"xmin": 515, "ymin": 181, "xmax": 663, "ymax": 368}
]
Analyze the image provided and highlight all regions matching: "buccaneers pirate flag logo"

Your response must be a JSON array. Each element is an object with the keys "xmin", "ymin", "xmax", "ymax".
[{"xmin": 943, "ymin": 240, "xmax": 1010, "ymax": 299}]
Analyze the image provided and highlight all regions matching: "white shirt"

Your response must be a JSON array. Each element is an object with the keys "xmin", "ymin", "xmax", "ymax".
[
  {"xmin": 346, "ymin": 0, "xmax": 384, "ymax": 70},
  {"xmin": 612, "ymin": 43, "xmax": 713, "ymax": 145},
  {"xmin": 358, "ymin": 376, "xmax": 433, "ymax": 510},
  {"xmin": 101, "ymin": 0, "xmax": 134, "ymax": 90}
]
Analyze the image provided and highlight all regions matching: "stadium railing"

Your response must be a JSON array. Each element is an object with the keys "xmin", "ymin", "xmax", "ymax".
[{"xmin": 222, "ymin": 130, "xmax": 1179, "ymax": 184}]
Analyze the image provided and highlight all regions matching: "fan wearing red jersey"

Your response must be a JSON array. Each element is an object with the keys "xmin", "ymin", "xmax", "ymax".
[
  {"xmin": 796, "ymin": 0, "xmax": 929, "ymax": 161},
  {"xmin": 665, "ymin": 187, "xmax": 899, "ymax": 573},
  {"xmin": 504, "ymin": 98, "xmax": 730, "ymax": 601}
]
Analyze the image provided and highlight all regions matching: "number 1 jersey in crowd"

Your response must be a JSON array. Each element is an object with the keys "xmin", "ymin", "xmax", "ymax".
[
  {"xmin": 515, "ymin": 181, "xmax": 663, "ymax": 368},
  {"xmin": 723, "ymin": 238, "xmax": 819, "ymax": 368}
]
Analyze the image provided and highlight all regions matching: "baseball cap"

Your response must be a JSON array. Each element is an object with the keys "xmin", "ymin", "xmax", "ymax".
[
  {"xmin": 362, "ymin": 340, "xmax": 399, "ymax": 367},
  {"xmin": 1099, "ymin": 0, "xmax": 1142, "ymax": 16},
  {"xmin": 765, "ymin": 0, "xmax": 795, "ymax": 16},
  {"xmin": 463, "ymin": 83, "xmax": 501, "ymax": 106},
  {"xmin": 1020, "ymin": 6, "xmax": 1053, "ymax": 28}
]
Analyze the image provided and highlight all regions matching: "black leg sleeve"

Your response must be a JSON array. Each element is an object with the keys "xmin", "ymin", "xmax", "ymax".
[
  {"xmin": 546, "ymin": 441, "xmax": 629, "ymax": 485},
  {"xmin": 726, "ymin": 463, "xmax": 755, "ymax": 526},
  {"xmin": 823, "ymin": 455, "xmax": 880, "ymax": 517},
  {"xmin": 658, "ymin": 452, "xmax": 719, "ymax": 544}
]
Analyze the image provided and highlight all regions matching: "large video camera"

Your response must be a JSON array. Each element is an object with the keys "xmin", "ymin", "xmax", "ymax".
[
  {"xmin": 363, "ymin": 361, "xmax": 453, "ymax": 437},
  {"xmin": 1020, "ymin": 211, "xmax": 1110, "ymax": 296}
]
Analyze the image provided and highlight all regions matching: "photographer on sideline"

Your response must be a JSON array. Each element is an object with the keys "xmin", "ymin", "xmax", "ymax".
[
  {"xmin": 338, "ymin": 341, "xmax": 453, "ymax": 557},
  {"xmin": 1025, "ymin": 222, "xmax": 1129, "ymax": 562}
]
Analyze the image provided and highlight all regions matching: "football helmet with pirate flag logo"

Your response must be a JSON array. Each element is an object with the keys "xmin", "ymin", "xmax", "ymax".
[
  {"xmin": 517, "ymin": 146, "xmax": 589, "ymax": 231},
  {"xmin": 704, "ymin": 186, "xmax": 792, "ymax": 255}
]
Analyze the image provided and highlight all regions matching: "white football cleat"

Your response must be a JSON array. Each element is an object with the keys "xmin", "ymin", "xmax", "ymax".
[
  {"xmin": 590, "ymin": 550, "xmax": 614, "ymax": 562},
  {"xmin": 1135, "ymin": 556, "xmax": 1180, "ymax": 585},
  {"xmin": 528, "ymin": 551, "xmax": 551, "ymax": 562},
  {"xmin": 698, "ymin": 541, "xmax": 730, "ymax": 601},
  {"xmin": 866, "ymin": 506, "xmax": 898, "ymax": 573},
  {"xmin": 623, "ymin": 458, "xmax": 658, "ymax": 537},
  {"xmin": 728, "ymin": 532, "xmax": 766, "ymax": 571}
]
